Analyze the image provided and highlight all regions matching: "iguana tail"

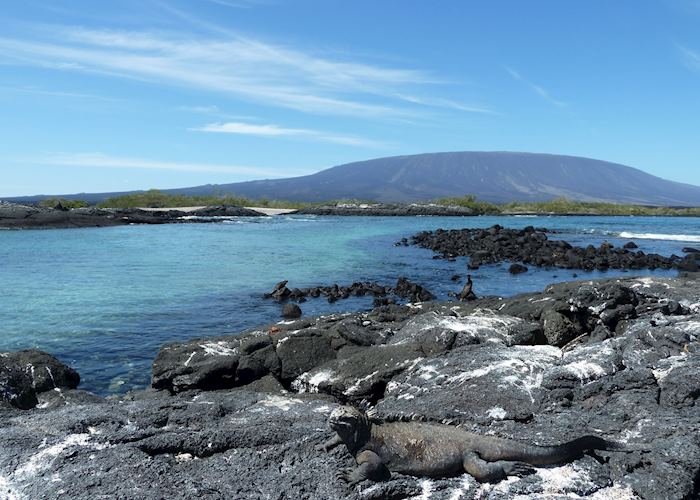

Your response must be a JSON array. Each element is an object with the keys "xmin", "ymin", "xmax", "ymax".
[{"xmin": 508, "ymin": 436, "xmax": 635, "ymax": 465}]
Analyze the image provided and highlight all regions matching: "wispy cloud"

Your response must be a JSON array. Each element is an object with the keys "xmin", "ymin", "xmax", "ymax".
[
  {"xmin": 503, "ymin": 66, "xmax": 566, "ymax": 108},
  {"xmin": 676, "ymin": 43, "xmax": 700, "ymax": 72},
  {"xmin": 177, "ymin": 105, "xmax": 257, "ymax": 121},
  {"xmin": 37, "ymin": 153, "xmax": 308, "ymax": 177},
  {"xmin": 393, "ymin": 93, "xmax": 500, "ymax": 115},
  {"xmin": 204, "ymin": 0, "xmax": 274, "ymax": 8},
  {"xmin": 0, "ymin": 85, "xmax": 120, "ymax": 101},
  {"xmin": 193, "ymin": 121, "xmax": 389, "ymax": 148},
  {"xmin": 178, "ymin": 105, "xmax": 222, "ymax": 114},
  {"xmin": 0, "ymin": 25, "xmax": 460, "ymax": 119}
]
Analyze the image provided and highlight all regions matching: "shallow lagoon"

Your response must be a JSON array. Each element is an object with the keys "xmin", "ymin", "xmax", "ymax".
[{"xmin": 1, "ymin": 215, "xmax": 698, "ymax": 395}]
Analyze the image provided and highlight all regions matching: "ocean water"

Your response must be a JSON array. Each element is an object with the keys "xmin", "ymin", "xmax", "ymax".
[{"xmin": 1, "ymin": 215, "xmax": 698, "ymax": 395}]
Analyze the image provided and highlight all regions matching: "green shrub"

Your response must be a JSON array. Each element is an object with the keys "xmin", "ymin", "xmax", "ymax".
[
  {"xmin": 433, "ymin": 194, "xmax": 501, "ymax": 214},
  {"xmin": 39, "ymin": 198, "xmax": 89, "ymax": 209},
  {"xmin": 98, "ymin": 189, "xmax": 349, "ymax": 210}
]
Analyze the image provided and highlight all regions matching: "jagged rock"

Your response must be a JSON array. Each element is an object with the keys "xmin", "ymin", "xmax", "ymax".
[
  {"xmin": 656, "ymin": 354, "xmax": 700, "ymax": 408},
  {"xmin": 393, "ymin": 277, "xmax": 434, "ymax": 302},
  {"xmin": 0, "ymin": 350, "xmax": 79, "ymax": 410},
  {"xmin": 292, "ymin": 343, "xmax": 423, "ymax": 402},
  {"xmin": 262, "ymin": 278, "xmax": 433, "ymax": 305},
  {"xmin": 282, "ymin": 303, "xmax": 302, "ymax": 318},
  {"xmin": 6, "ymin": 350, "xmax": 80, "ymax": 393},
  {"xmin": 541, "ymin": 310, "xmax": 583, "ymax": 347},
  {"xmin": 236, "ymin": 345, "xmax": 281, "ymax": 384},
  {"xmin": 411, "ymin": 225, "xmax": 687, "ymax": 270},
  {"xmin": 151, "ymin": 337, "xmax": 242, "ymax": 392},
  {"xmin": 275, "ymin": 331, "xmax": 336, "ymax": 382},
  {"xmin": 0, "ymin": 361, "xmax": 37, "ymax": 410}
]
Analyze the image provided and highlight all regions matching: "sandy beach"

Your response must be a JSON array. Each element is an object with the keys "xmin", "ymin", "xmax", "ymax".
[{"xmin": 138, "ymin": 206, "xmax": 298, "ymax": 216}]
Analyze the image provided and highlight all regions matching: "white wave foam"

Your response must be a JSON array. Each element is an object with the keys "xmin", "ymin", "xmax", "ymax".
[{"xmin": 618, "ymin": 232, "xmax": 700, "ymax": 242}]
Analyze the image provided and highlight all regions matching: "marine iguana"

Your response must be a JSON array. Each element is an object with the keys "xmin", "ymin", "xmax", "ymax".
[{"xmin": 318, "ymin": 406, "xmax": 631, "ymax": 486}]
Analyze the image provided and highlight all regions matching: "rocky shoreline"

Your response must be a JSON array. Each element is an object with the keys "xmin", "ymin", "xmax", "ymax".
[
  {"xmin": 410, "ymin": 224, "xmax": 700, "ymax": 272},
  {"xmin": 298, "ymin": 203, "xmax": 478, "ymax": 216},
  {"xmin": 0, "ymin": 202, "xmax": 266, "ymax": 229},
  {"xmin": 2, "ymin": 274, "xmax": 699, "ymax": 499}
]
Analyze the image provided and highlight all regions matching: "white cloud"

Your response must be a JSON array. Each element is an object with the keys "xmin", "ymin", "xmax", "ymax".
[
  {"xmin": 204, "ymin": 0, "xmax": 274, "ymax": 8},
  {"xmin": 37, "ymin": 153, "xmax": 309, "ymax": 177},
  {"xmin": 177, "ymin": 105, "xmax": 258, "ymax": 121},
  {"xmin": 504, "ymin": 66, "xmax": 566, "ymax": 108},
  {"xmin": 0, "ymin": 85, "xmax": 119, "ymax": 101},
  {"xmin": 393, "ymin": 93, "xmax": 500, "ymax": 115},
  {"xmin": 178, "ymin": 105, "xmax": 221, "ymax": 114},
  {"xmin": 0, "ymin": 26, "xmax": 455, "ymax": 119},
  {"xmin": 193, "ymin": 121, "xmax": 389, "ymax": 148}
]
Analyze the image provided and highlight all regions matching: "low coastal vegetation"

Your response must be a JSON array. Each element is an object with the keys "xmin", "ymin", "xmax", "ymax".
[
  {"xmin": 96, "ymin": 189, "xmax": 367, "ymax": 210},
  {"xmin": 40, "ymin": 189, "xmax": 700, "ymax": 216},
  {"xmin": 497, "ymin": 197, "xmax": 700, "ymax": 216},
  {"xmin": 433, "ymin": 195, "xmax": 700, "ymax": 216},
  {"xmin": 38, "ymin": 198, "xmax": 89, "ymax": 209},
  {"xmin": 96, "ymin": 190, "xmax": 298, "ymax": 209}
]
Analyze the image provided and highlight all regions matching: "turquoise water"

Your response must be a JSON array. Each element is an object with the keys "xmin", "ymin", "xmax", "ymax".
[{"xmin": 1, "ymin": 215, "xmax": 698, "ymax": 395}]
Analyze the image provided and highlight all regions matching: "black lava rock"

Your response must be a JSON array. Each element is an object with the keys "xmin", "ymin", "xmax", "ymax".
[
  {"xmin": 508, "ymin": 263, "xmax": 528, "ymax": 274},
  {"xmin": 410, "ymin": 225, "xmax": 687, "ymax": 271},
  {"xmin": 282, "ymin": 303, "xmax": 302, "ymax": 319},
  {"xmin": 4, "ymin": 275, "xmax": 700, "ymax": 499}
]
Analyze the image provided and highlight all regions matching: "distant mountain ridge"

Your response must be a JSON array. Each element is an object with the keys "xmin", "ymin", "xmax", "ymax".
[{"xmin": 6, "ymin": 152, "xmax": 700, "ymax": 206}]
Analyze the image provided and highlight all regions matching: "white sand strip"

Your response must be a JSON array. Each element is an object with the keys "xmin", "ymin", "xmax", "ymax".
[
  {"xmin": 136, "ymin": 206, "xmax": 297, "ymax": 215},
  {"xmin": 244, "ymin": 207, "xmax": 298, "ymax": 215},
  {"xmin": 137, "ymin": 206, "xmax": 206, "ymax": 212}
]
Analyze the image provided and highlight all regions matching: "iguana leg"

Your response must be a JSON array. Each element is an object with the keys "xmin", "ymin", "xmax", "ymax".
[
  {"xmin": 462, "ymin": 451, "xmax": 535, "ymax": 483},
  {"xmin": 337, "ymin": 450, "xmax": 391, "ymax": 487},
  {"xmin": 316, "ymin": 433, "xmax": 343, "ymax": 452}
]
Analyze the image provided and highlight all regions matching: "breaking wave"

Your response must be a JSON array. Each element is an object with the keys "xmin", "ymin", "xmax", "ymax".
[{"xmin": 618, "ymin": 232, "xmax": 700, "ymax": 243}]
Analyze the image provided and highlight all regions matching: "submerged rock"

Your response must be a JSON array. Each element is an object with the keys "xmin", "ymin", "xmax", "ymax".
[{"xmin": 508, "ymin": 263, "xmax": 529, "ymax": 274}]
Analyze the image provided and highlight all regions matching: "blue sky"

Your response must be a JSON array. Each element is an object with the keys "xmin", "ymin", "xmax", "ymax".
[{"xmin": 1, "ymin": 0, "xmax": 700, "ymax": 197}]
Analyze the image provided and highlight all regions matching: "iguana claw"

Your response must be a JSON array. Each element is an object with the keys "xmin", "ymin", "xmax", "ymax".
[
  {"xmin": 336, "ymin": 468, "xmax": 359, "ymax": 486},
  {"xmin": 503, "ymin": 461, "xmax": 536, "ymax": 477}
]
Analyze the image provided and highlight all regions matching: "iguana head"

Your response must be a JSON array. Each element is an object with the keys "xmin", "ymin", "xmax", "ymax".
[{"xmin": 329, "ymin": 406, "xmax": 371, "ymax": 451}]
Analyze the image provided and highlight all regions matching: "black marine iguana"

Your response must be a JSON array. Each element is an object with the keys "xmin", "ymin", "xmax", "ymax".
[{"xmin": 318, "ymin": 406, "xmax": 632, "ymax": 486}]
